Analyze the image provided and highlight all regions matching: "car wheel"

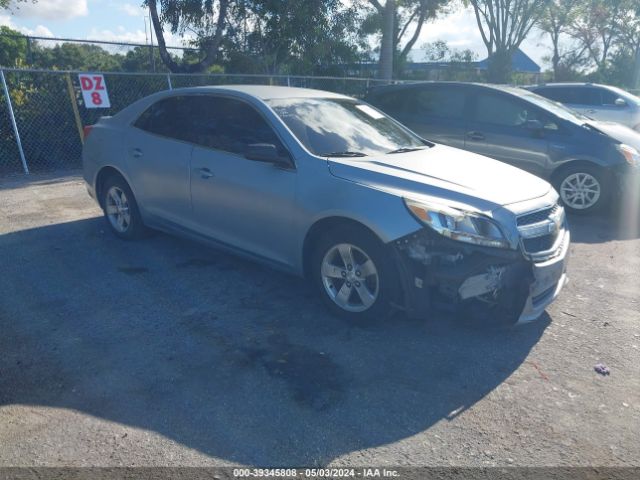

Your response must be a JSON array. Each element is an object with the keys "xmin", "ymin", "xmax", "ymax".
[
  {"xmin": 555, "ymin": 165, "xmax": 609, "ymax": 215},
  {"xmin": 102, "ymin": 175, "xmax": 147, "ymax": 239},
  {"xmin": 311, "ymin": 227, "xmax": 399, "ymax": 321}
]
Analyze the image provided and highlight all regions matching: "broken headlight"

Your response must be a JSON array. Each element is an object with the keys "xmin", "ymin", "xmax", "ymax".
[{"xmin": 404, "ymin": 199, "xmax": 510, "ymax": 249}]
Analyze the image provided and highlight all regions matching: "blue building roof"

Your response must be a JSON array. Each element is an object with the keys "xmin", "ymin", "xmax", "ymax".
[{"xmin": 475, "ymin": 48, "xmax": 540, "ymax": 73}]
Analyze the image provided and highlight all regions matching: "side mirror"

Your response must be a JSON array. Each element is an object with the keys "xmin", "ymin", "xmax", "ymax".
[
  {"xmin": 245, "ymin": 143, "xmax": 292, "ymax": 168},
  {"xmin": 615, "ymin": 98, "xmax": 627, "ymax": 107}
]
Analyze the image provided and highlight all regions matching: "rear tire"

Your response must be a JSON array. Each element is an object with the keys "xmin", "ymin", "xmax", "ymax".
[
  {"xmin": 310, "ymin": 226, "xmax": 399, "ymax": 322},
  {"xmin": 101, "ymin": 175, "xmax": 147, "ymax": 240},
  {"xmin": 554, "ymin": 164, "xmax": 609, "ymax": 215}
]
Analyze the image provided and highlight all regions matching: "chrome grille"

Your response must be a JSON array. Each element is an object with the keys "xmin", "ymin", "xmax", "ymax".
[
  {"xmin": 517, "ymin": 204, "xmax": 560, "ymax": 227},
  {"xmin": 517, "ymin": 203, "xmax": 564, "ymax": 259}
]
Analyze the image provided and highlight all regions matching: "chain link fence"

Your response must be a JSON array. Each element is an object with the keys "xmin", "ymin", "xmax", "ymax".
[{"xmin": 0, "ymin": 68, "xmax": 398, "ymax": 175}]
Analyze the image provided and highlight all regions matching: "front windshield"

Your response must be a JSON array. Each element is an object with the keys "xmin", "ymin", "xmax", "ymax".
[
  {"xmin": 267, "ymin": 97, "xmax": 428, "ymax": 157},
  {"xmin": 518, "ymin": 90, "xmax": 590, "ymax": 124}
]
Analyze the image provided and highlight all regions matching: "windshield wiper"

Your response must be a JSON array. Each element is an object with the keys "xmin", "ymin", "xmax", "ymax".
[
  {"xmin": 322, "ymin": 151, "xmax": 368, "ymax": 157},
  {"xmin": 387, "ymin": 147, "xmax": 426, "ymax": 154}
]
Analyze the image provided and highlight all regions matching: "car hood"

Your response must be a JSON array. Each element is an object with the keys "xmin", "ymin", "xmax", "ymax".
[
  {"xmin": 585, "ymin": 120, "xmax": 640, "ymax": 150},
  {"xmin": 327, "ymin": 144, "xmax": 551, "ymax": 212}
]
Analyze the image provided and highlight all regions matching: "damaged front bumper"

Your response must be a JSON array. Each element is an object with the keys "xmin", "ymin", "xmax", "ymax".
[{"xmin": 392, "ymin": 226, "xmax": 569, "ymax": 326}]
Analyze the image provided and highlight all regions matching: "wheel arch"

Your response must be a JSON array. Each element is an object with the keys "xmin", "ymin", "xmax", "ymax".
[
  {"xmin": 550, "ymin": 159, "xmax": 610, "ymax": 185},
  {"xmin": 301, "ymin": 216, "xmax": 388, "ymax": 280},
  {"xmin": 95, "ymin": 165, "xmax": 132, "ymax": 209}
]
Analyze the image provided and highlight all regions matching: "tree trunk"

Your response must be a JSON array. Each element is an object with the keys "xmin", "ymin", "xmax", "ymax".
[
  {"xmin": 378, "ymin": 0, "xmax": 395, "ymax": 81},
  {"xmin": 487, "ymin": 49, "xmax": 511, "ymax": 84},
  {"xmin": 147, "ymin": 0, "xmax": 228, "ymax": 73}
]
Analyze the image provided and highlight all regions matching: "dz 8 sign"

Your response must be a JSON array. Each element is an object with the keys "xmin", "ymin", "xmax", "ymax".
[{"xmin": 78, "ymin": 73, "xmax": 110, "ymax": 108}]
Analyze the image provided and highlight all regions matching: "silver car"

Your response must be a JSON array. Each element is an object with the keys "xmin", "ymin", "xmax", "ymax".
[
  {"xmin": 528, "ymin": 83, "xmax": 640, "ymax": 132},
  {"xmin": 82, "ymin": 86, "xmax": 569, "ymax": 325}
]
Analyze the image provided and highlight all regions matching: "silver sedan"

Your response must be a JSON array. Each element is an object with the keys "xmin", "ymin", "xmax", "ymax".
[{"xmin": 82, "ymin": 86, "xmax": 569, "ymax": 325}]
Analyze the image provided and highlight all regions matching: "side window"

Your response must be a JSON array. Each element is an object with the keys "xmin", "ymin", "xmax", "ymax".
[
  {"xmin": 475, "ymin": 94, "xmax": 532, "ymax": 127},
  {"xmin": 600, "ymin": 89, "xmax": 623, "ymax": 107},
  {"xmin": 474, "ymin": 94, "xmax": 559, "ymax": 131},
  {"xmin": 572, "ymin": 88, "xmax": 600, "ymax": 106},
  {"xmin": 410, "ymin": 87, "xmax": 466, "ymax": 120},
  {"xmin": 189, "ymin": 96, "xmax": 285, "ymax": 156},
  {"xmin": 133, "ymin": 96, "xmax": 192, "ymax": 141},
  {"xmin": 536, "ymin": 87, "xmax": 569, "ymax": 103}
]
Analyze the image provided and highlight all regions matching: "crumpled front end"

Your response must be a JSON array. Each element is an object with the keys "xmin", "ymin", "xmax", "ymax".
[{"xmin": 391, "ymin": 203, "xmax": 569, "ymax": 326}]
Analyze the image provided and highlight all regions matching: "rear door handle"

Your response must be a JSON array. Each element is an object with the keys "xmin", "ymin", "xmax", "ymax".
[
  {"xmin": 131, "ymin": 148, "xmax": 143, "ymax": 158},
  {"xmin": 197, "ymin": 167, "xmax": 214, "ymax": 179},
  {"xmin": 466, "ymin": 131, "xmax": 485, "ymax": 141}
]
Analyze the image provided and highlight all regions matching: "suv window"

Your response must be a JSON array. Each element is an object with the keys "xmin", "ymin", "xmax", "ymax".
[
  {"xmin": 409, "ymin": 87, "xmax": 466, "ymax": 120},
  {"xmin": 536, "ymin": 87, "xmax": 570, "ymax": 103},
  {"xmin": 188, "ymin": 96, "xmax": 284, "ymax": 156},
  {"xmin": 133, "ymin": 96, "xmax": 194, "ymax": 141},
  {"xmin": 475, "ymin": 94, "xmax": 538, "ymax": 127},
  {"xmin": 537, "ymin": 87, "xmax": 600, "ymax": 106},
  {"xmin": 600, "ymin": 88, "xmax": 623, "ymax": 106}
]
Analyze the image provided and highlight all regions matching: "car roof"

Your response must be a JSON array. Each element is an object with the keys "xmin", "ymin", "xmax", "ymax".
[
  {"xmin": 365, "ymin": 81, "xmax": 528, "ymax": 97},
  {"xmin": 163, "ymin": 85, "xmax": 352, "ymax": 101},
  {"xmin": 528, "ymin": 82, "xmax": 608, "ymax": 88}
]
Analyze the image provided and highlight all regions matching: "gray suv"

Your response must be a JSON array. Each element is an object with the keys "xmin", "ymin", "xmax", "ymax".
[
  {"xmin": 365, "ymin": 82, "xmax": 640, "ymax": 214},
  {"xmin": 527, "ymin": 83, "xmax": 640, "ymax": 132}
]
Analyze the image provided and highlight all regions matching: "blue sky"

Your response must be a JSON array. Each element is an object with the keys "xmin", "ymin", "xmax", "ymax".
[{"xmin": 1, "ymin": 0, "xmax": 552, "ymax": 67}]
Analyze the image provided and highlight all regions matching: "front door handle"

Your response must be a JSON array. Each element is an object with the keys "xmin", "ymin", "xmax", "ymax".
[
  {"xmin": 131, "ymin": 148, "xmax": 143, "ymax": 158},
  {"xmin": 466, "ymin": 131, "xmax": 485, "ymax": 141},
  {"xmin": 197, "ymin": 167, "xmax": 214, "ymax": 179}
]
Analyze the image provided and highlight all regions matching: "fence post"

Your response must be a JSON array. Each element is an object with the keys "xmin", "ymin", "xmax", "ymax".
[
  {"xmin": 167, "ymin": 74, "xmax": 172, "ymax": 90},
  {"xmin": 65, "ymin": 74, "xmax": 85, "ymax": 145},
  {"xmin": 0, "ymin": 69, "xmax": 29, "ymax": 175},
  {"xmin": 287, "ymin": 76, "xmax": 290, "ymax": 87}
]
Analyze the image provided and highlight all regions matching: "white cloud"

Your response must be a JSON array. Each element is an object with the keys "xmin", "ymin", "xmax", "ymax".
[
  {"xmin": 86, "ymin": 26, "xmax": 191, "ymax": 47},
  {"xmin": 120, "ymin": 3, "xmax": 144, "ymax": 17},
  {"xmin": 8, "ymin": 0, "xmax": 88, "ymax": 20},
  {"xmin": 0, "ymin": 13, "xmax": 54, "ymax": 37}
]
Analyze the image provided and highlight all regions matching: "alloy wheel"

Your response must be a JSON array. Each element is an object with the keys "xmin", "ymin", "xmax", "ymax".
[
  {"xmin": 321, "ymin": 243, "xmax": 379, "ymax": 313},
  {"xmin": 105, "ymin": 186, "xmax": 131, "ymax": 233},
  {"xmin": 560, "ymin": 172, "xmax": 601, "ymax": 210}
]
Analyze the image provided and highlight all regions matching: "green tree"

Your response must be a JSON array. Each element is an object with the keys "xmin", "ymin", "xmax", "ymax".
[
  {"xmin": 239, "ymin": 0, "xmax": 362, "ymax": 75},
  {"xmin": 145, "ymin": 0, "xmax": 230, "ymax": 73},
  {"xmin": 467, "ymin": 0, "xmax": 550, "ymax": 83},
  {"xmin": 32, "ymin": 43, "xmax": 124, "ymax": 71},
  {"xmin": 568, "ymin": 0, "xmax": 624, "ymax": 75},
  {"xmin": 363, "ymin": 0, "xmax": 451, "ymax": 79},
  {"xmin": 0, "ymin": 26, "xmax": 28, "ymax": 67},
  {"xmin": 538, "ymin": 0, "xmax": 586, "ymax": 81}
]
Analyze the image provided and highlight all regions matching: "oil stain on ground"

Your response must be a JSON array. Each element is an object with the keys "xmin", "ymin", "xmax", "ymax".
[{"xmin": 239, "ymin": 334, "xmax": 346, "ymax": 411}]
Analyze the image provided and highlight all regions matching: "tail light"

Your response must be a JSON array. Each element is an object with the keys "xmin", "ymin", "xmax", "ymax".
[{"xmin": 83, "ymin": 125, "xmax": 94, "ymax": 139}]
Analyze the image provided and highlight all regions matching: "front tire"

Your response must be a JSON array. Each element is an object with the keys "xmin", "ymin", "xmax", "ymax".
[
  {"xmin": 555, "ymin": 165, "xmax": 609, "ymax": 215},
  {"xmin": 310, "ymin": 226, "xmax": 399, "ymax": 322},
  {"xmin": 101, "ymin": 175, "xmax": 147, "ymax": 240}
]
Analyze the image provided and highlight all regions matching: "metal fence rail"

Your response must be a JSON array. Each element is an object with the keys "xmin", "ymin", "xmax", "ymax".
[{"xmin": 0, "ymin": 68, "xmax": 399, "ymax": 175}]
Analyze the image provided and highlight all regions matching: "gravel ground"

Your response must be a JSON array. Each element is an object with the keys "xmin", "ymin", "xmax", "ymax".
[{"xmin": 0, "ymin": 173, "xmax": 638, "ymax": 468}]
